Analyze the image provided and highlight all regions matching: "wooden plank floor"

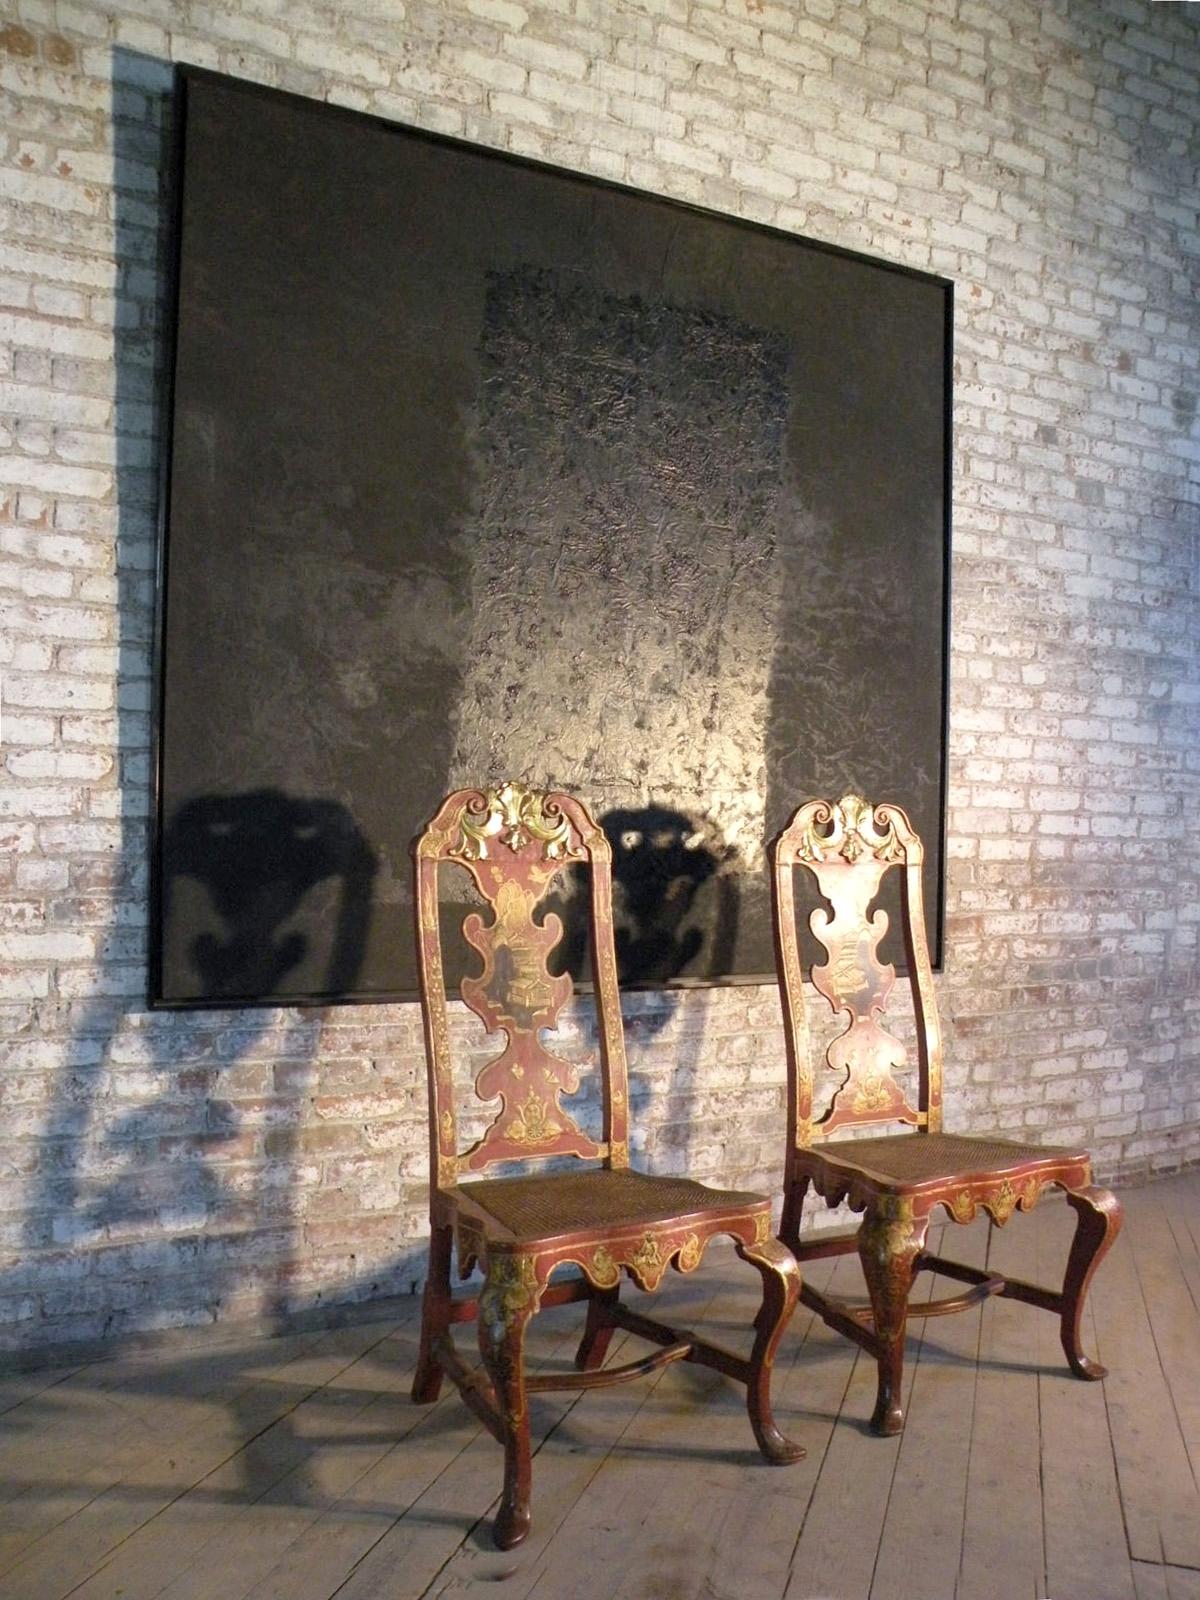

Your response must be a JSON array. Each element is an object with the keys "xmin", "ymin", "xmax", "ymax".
[{"xmin": 1, "ymin": 1170, "xmax": 1198, "ymax": 1600}]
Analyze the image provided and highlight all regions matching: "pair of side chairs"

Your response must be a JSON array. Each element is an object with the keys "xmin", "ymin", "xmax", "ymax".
[{"xmin": 409, "ymin": 783, "xmax": 1122, "ymax": 1549}]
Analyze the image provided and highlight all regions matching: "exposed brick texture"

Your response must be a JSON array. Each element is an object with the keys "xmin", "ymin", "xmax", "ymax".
[{"xmin": 1, "ymin": 0, "xmax": 1198, "ymax": 1352}]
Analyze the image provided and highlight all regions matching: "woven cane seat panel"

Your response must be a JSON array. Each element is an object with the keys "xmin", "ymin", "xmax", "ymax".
[
  {"xmin": 456, "ymin": 1168, "xmax": 765, "ymax": 1241},
  {"xmin": 811, "ymin": 1131, "xmax": 1089, "ymax": 1188}
]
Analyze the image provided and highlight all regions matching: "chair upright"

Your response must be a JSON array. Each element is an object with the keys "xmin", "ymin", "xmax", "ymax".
[
  {"xmin": 772, "ymin": 793, "xmax": 1122, "ymax": 1436},
  {"xmin": 412, "ymin": 782, "xmax": 803, "ymax": 1549}
]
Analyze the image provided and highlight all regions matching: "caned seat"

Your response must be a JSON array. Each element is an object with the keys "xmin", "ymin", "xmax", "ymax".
[
  {"xmin": 411, "ymin": 783, "xmax": 803, "ymax": 1550},
  {"xmin": 457, "ymin": 1168, "xmax": 767, "ymax": 1239},
  {"xmin": 772, "ymin": 794, "xmax": 1122, "ymax": 1436},
  {"xmin": 807, "ymin": 1132, "xmax": 1091, "ymax": 1194}
]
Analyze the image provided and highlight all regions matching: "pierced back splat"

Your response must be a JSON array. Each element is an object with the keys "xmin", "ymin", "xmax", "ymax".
[
  {"xmin": 414, "ymin": 784, "xmax": 632, "ymax": 1186},
  {"xmin": 772, "ymin": 794, "xmax": 944, "ymax": 1144}
]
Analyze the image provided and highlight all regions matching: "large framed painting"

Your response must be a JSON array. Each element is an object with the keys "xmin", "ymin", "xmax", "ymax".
[{"xmin": 152, "ymin": 66, "xmax": 952, "ymax": 1007}]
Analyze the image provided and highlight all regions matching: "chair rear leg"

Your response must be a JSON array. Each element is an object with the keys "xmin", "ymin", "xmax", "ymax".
[
  {"xmin": 477, "ymin": 1259, "xmax": 540, "ymax": 1551},
  {"xmin": 857, "ymin": 1206, "xmax": 929, "ymax": 1436},
  {"xmin": 412, "ymin": 1222, "xmax": 453, "ymax": 1403},
  {"xmin": 1061, "ymin": 1186, "xmax": 1122, "ymax": 1380},
  {"xmin": 575, "ymin": 1283, "xmax": 619, "ymax": 1372},
  {"xmin": 737, "ymin": 1237, "xmax": 805, "ymax": 1464},
  {"xmin": 778, "ymin": 1173, "xmax": 810, "ymax": 1252}
]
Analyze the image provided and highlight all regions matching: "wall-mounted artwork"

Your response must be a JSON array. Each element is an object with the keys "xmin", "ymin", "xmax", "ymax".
[{"xmin": 153, "ymin": 67, "xmax": 951, "ymax": 1007}]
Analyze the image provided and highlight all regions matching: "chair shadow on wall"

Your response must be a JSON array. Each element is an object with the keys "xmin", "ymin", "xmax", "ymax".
[
  {"xmin": 11, "ymin": 49, "xmax": 182, "ymax": 1355},
  {"xmin": 88, "ymin": 780, "xmax": 380, "ymax": 1267},
  {"xmin": 30, "ymin": 779, "xmax": 379, "ymax": 1338},
  {"xmin": 549, "ymin": 803, "xmax": 739, "ymax": 1175},
  {"xmin": 12, "ymin": 52, "xmax": 380, "ymax": 1375},
  {"xmin": 159, "ymin": 788, "xmax": 377, "ymax": 1004}
]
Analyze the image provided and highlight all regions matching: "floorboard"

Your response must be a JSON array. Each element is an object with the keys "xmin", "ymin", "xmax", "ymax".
[
  {"xmin": 1038, "ymin": 1198, "xmax": 1138, "ymax": 1600},
  {"xmin": 0, "ymin": 1171, "xmax": 1197, "ymax": 1600},
  {"xmin": 1089, "ymin": 1204, "xmax": 1200, "ymax": 1568},
  {"xmin": 957, "ymin": 1209, "xmax": 1047, "ymax": 1600}
]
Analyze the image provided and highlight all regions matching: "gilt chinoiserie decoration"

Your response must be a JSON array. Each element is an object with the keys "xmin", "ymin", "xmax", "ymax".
[
  {"xmin": 412, "ymin": 784, "xmax": 803, "ymax": 1550},
  {"xmin": 772, "ymin": 794, "xmax": 1122, "ymax": 1436}
]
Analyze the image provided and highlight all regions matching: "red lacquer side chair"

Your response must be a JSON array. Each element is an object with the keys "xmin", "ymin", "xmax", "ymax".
[
  {"xmin": 411, "ymin": 782, "xmax": 804, "ymax": 1549},
  {"xmin": 771, "ymin": 793, "xmax": 1122, "ymax": 1436}
]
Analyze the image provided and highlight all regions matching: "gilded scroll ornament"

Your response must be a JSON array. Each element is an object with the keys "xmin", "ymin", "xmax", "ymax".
[
  {"xmin": 795, "ymin": 793, "xmax": 905, "ymax": 868},
  {"xmin": 589, "ymin": 1246, "xmax": 620, "ymax": 1288},
  {"xmin": 455, "ymin": 782, "xmax": 578, "ymax": 861},
  {"xmin": 677, "ymin": 1233, "xmax": 703, "ymax": 1272},
  {"xmin": 754, "ymin": 1212, "xmax": 771, "ymax": 1247}
]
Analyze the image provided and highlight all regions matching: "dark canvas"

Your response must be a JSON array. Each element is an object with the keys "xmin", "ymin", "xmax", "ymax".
[{"xmin": 154, "ymin": 68, "xmax": 950, "ymax": 1005}]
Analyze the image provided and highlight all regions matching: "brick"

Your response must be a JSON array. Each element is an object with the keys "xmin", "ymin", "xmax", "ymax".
[
  {"xmin": 504, "ymin": 34, "xmax": 587, "ymax": 79},
  {"xmin": 293, "ymin": 34, "xmax": 390, "ymax": 87},
  {"xmin": 657, "ymin": 22, "xmax": 725, "ymax": 66}
]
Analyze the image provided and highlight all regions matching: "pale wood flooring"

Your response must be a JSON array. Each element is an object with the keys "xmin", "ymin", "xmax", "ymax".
[{"xmin": 1, "ymin": 1171, "xmax": 1198, "ymax": 1600}]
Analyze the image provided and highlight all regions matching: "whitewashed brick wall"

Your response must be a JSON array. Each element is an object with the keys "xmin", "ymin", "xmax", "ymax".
[{"xmin": 1, "ymin": 0, "xmax": 1198, "ymax": 1353}]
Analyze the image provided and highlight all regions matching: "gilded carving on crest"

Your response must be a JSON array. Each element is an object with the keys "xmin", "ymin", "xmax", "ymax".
[
  {"xmin": 794, "ymin": 793, "xmax": 905, "ymax": 868},
  {"xmin": 453, "ymin": 781, "xmax": 579, "ymax": 862}
]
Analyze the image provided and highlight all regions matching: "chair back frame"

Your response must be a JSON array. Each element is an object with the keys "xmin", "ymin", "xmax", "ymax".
[
  {"xmin": 413, "ymin": 783, "xmax": 631, "ymax": 1189},
  {"xmin": 771, "ymin": 794, "xmax": 944, "ymax": 1147}
]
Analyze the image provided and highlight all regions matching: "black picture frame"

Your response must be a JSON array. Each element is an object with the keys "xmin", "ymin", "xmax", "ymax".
[{"xmin": 151, "ymin": 66, "xmax": 952, "ymax": 1009}]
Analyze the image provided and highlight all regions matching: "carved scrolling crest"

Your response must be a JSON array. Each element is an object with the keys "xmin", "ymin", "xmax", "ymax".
[{"xmin": 452, "ymin": 781, "xmax": 582, "ymax": 864}]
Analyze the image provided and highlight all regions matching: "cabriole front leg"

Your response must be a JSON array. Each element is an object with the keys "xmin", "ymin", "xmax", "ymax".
[
  {"xmin": 857, "ymin": 1203, "xmax": 929, "ymax": 1437},
  {"xmin": 1061, "ymin": 1186, "xmax": 1122, "ymax": 1380},
  {"xmin": 737, "ymin": 1234, "xmax": 805, "ymax": 1464},
  {"xmin": 477, "ymin": 1254, "xmax": 541, "ymax": 1551}
]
